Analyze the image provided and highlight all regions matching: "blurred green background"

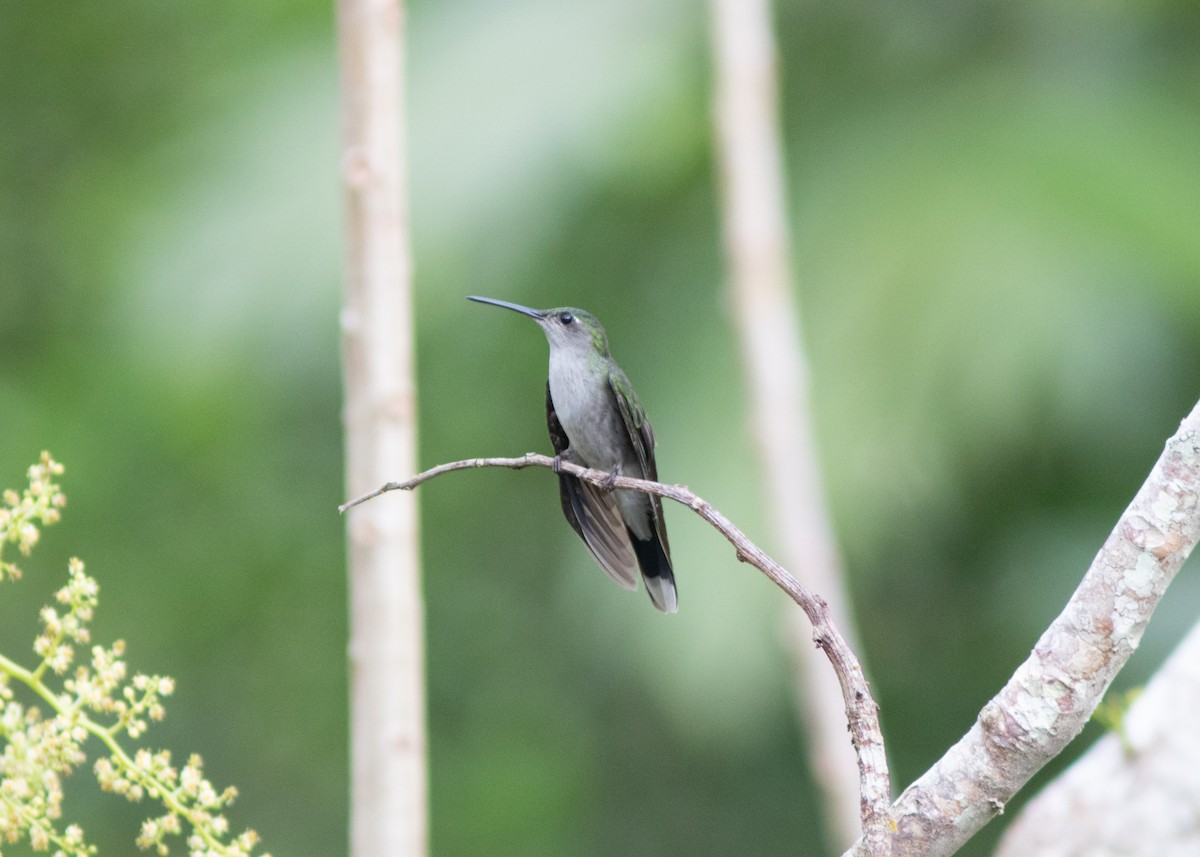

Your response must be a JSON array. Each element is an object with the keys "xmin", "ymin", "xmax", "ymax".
[{"xmin": 2, "ymin": 0, "xmax": 1199, "ymax": 855}]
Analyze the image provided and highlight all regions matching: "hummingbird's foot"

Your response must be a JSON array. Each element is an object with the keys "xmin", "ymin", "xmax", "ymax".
[
  {"xmin": 553, "ymin": 448, "xmax": 585, "ymax": 475},
  {"xmin": 598, "ymin": 467, "xmax": 620, "ymax": 493}
]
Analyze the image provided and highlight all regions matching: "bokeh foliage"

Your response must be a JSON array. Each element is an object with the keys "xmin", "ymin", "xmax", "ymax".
[{"xmin": 2, "ymin": 0, "xmax": 1198, "ymax": 855}]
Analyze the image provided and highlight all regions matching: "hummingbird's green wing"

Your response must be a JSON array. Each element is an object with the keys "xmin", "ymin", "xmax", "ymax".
[
  {"xmin": 608, "ymin": 368, "xmax": 673, "ymax": 558},
  {"xmin": 545, "ymin": 383, "xmax": 639, "ymax": 590}
]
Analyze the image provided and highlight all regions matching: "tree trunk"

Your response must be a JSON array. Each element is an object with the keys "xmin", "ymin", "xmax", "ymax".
[{"xmin": 335, "ymin": 0, "xmax": 427, "ymax": 855}]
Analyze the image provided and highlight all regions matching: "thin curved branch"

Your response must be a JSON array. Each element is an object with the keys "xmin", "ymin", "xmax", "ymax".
[
  {"xmin": 840, "ymin": 398, "xmax": 1200, "ymax": 857},
  {"xmin": 340, "ymin": 453, "xmax": 892, "ymax": 834}
]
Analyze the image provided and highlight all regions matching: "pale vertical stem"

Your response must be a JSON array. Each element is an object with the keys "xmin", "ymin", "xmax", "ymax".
[
  {"xmin": 710, "ymin": 0, "xmax": 873, "ymax": 847},
  {"xmin": 335, "ymin": 1, "xmax": 427, "ymax": 856}
]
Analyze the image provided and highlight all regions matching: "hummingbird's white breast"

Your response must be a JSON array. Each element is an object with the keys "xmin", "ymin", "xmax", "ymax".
[
  {"xmin": 548, "ymin": 348, "xmax": 652, "ymax": 541},
  {"xmin": 547, "ymin": 351, "xmax": 627, "ymax": 470}
]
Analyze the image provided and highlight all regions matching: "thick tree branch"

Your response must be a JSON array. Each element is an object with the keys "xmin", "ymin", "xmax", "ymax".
[
  {"xmin": 340, "ymin": 454, "xmax": 892, "ymax": 833},
  {"xmin": 993, "ymin": 615, "xmax": 1200, "ymax": 857},
  {"xmin": 840, "ymin": 398, "xmax": 1200, "ymax": 857}
]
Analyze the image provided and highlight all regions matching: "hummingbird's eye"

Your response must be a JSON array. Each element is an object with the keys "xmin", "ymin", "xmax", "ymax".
[{"xmin": 558, "ymin": 312, "xmax": 575, "ymax": 325}]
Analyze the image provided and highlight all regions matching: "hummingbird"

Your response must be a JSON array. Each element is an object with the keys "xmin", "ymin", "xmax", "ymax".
[{"xmin": 468, "ymin": 296, "xmax": 677, "ymax": 613}]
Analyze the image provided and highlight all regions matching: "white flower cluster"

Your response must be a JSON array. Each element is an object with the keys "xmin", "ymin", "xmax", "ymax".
[
  {"xmin": 0, "ymin": 452, "xmax": 66, "ymax": 581},
  {"xmin": 0, "ymin": 456, "xmax": 270, "ymax": 857}
]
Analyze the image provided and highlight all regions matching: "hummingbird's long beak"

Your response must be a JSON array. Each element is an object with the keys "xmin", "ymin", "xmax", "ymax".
[{"xmin": 467, "ymin": 296, "xmax": 546, "ymax": 320}]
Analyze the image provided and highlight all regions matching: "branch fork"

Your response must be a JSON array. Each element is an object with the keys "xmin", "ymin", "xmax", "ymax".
[{"xmin": 342, "ymin": 398, "xmax": 1200, "ymax": 856}]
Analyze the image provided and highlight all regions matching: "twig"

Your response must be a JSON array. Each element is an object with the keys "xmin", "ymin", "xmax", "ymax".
[
  {"xmin": 340, "ymin": 453, "xmax": 892, "ymax": 835},
  {"xmin": 840, "ymin": 398, "xmax": 1200, "ymax": 857}
]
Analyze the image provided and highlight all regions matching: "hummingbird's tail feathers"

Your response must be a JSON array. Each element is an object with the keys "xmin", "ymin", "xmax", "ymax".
[
  {"xmin": 562, "ymin": 475, "xmax": 639, "ymax": 591},
  {"xmin": 643, "ymin": 572, "xmax": 678, "ymax": 614},
  {"xmin": 630, "ymin": 533, "xmax": 677, "ymax": 614}
]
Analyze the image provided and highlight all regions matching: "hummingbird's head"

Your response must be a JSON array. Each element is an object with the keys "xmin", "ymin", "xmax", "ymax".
[
  {"xmin": 468, "ymin": 297, "xmax": 609, "ymax": 356},
  {"xmin": 537, "ymin": 307, "xmax": 608, "ymax": 356}
]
